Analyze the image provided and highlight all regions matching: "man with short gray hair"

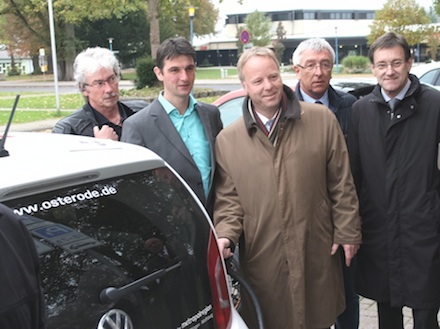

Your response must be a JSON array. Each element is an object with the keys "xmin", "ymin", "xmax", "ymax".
[
  {"xmin": 53, "ymin": 47, "xmax": 146, "ymax": 140},
  {"xmin": 293, "ymin": 37, "xmax": 359, "ymax": 329}
]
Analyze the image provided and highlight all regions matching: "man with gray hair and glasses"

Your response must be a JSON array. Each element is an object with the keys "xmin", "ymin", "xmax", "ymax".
[
  {"xmin": 293, "ymin": 37, "xmax": 359, "ymax": 329},
  {"xmin": 53, "ymin": 47, "xmax": 146, "ymax": 140},
  {"xmin": 293, "ymin": 37, "xmax": 357, "ymax": 137}
]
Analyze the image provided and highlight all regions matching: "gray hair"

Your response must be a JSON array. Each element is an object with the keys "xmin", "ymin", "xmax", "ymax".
[
  {"xmin": 237, "ymin": 47, "xmax": 280, "ymax": 82},
  {"xmin": 73, "ymin": 47, "xmax": 120, "ymax": 88},
  {"xmin": 292, "ymin": 38, "xmax": 335, "ymax": 65}
]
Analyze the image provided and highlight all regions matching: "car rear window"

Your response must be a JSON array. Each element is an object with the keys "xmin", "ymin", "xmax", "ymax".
[{"xmin": 4, "ymin": 167, "xmax": 216, "ymax": 329}]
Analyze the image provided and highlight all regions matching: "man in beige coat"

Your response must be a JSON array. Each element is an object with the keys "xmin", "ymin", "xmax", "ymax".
[{"xmin": 214, "ymin": 46, "xmax": 362, "ymax": 328}]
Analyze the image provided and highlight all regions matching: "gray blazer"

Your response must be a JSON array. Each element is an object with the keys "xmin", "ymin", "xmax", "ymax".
[{"xmin": 121, "ymin": 98, "xmax": 223, "ymax": 215}]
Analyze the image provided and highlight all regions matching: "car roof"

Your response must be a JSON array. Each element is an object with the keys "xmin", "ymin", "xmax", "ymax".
[
  {"xmin": 0, "ymin": 133, "xmax": 165, "ymax": 200},
  {"xmin": 213, "ymin": 89, "xmax": 247, "ymax": 106},
  {"xmin": 410, "ymin": 61, "xmax": 440, "ymax": 76},
  {"xmin": 213, "ymin": 79, "xmax": 376, "ymax": 108}
]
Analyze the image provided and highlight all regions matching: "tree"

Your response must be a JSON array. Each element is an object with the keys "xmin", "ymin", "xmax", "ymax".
[
  {"xmin": 148, "ymin": 0, "xmax": 219, "ymax": 59},
  {"xmin": 77, "ymin": 10, "xmax": 151, "ymax": 67},
  {"xmin": 244, "ymin": 11, "xmax": 272, "ymax": 47},
  {"xmin": 147, "ymin": 0, "xmax": 160, "ymax": 60},
  {"xmin": 273, "ymin": 22, "xmax": 286, "ymax": 63},
  {"xmin": 368, "ymin": 0, "xmax": 430, "ymax": 47},
  {"xmin": 0, "ymin": 0, "xmax": 142, "ymax": 80},
  {"xmin": 425, "ymin": 25, "xmax": 440, "ymax": 60}
]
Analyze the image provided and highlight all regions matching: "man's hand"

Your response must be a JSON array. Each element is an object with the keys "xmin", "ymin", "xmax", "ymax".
[
  {"xmin": 217, "ymin": 237, "xmax": 234, "ymax": 259},
  {"xmin": 331, "ymin": 243, "xmax": 360, "ymax": 267},
  {"xmin": 93, "ymin": 125, "xmax": 118, "ymax": 140}
]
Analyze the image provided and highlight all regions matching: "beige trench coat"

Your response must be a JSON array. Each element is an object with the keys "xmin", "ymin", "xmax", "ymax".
[{"xmin": 214, "ymin": 87, "xmax": 361, "ymax": 329}]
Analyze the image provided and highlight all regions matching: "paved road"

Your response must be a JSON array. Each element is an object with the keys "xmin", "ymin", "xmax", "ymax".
[{"xmin": 0, "ymin": 77, "xmax": 242, "ymax": 94}]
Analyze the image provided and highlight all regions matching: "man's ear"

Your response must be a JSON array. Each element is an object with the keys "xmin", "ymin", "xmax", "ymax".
[
  {"xmin": 153, "ymin": 66, "xmax": 163, "ymax": 81},
  {"xmin": 80, "ymin": 84, "xmax": 89, "ymax": 97}
]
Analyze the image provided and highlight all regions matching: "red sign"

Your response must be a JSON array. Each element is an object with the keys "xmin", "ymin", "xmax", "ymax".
[{"xmin": 240, "ymin": 30, "xmax": 250, "ymax": 44}]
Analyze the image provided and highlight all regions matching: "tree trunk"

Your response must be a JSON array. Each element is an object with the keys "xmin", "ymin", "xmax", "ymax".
[
  {"xmin": 148, "ymin": 0, "xmax": 160, "ymax": 60},
  {"xmin": 62, "ymin": 23, "xmax": 76, "ymax": 81}
]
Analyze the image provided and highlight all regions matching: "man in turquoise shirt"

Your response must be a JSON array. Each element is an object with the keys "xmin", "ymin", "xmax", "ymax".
[
  {"xmin": 159, "ymin": 92, "xmax": 211, "ymax": 197},
  {"xmin": 121, "ymin": 37, "xmax": 223, "ymax": 215}
]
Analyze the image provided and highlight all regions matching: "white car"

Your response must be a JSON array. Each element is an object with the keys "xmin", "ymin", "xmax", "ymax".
[
  {"xmin": 0, "ymin": 130, "xmax": 249, "ymax": 329},
  {"xmin": 410, "ymin": 61, "xmax": 440, "ymax": 90}
]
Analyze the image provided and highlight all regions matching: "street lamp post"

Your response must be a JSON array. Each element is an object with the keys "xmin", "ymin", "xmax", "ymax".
[
  {"xmin": 47, "ymin": 0, "xmax": 60, "ymax": 114},
  {"xmin": 188, "ymin": 6, "xmax": 195, "ymax": 45},
  {"xmin": 108, "ymin": 38, "xmax": 114, "ymax": 51},
  {"xmin": 335, "ymin": 26, "xmax": 339, "ymax": 74}
]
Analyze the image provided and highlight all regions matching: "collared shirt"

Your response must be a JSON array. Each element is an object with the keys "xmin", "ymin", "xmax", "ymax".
[
  {"xmin": 300, "ymin": 89, "xmax": 331, "ymax": 110},
  {"xmin": 158, "ymin": 92, "xmax": 211, "ymax": 197},
  {"xmin": 381, "ymin": 79, "xmax": 411, "ymax": 102},
  {"xmin": 91, "ymin": 102, "xmax": 130, "ymax": 140},
  {"xmin": 255, "ymin": 110, "xmax": 279, "ymax": 132}
]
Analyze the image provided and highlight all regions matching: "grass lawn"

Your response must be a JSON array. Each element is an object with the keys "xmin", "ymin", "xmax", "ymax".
[
  {"xmin": 122, "ymin": 67, "xmax": 238, "ymax": 81},
  {"xmin": 0, "ymin": 110, "xmax": 73, "ymax": 124},
  {"xmin": 0, "ymin": 93, "xmax": 84, "ymax": 110},
  {"xmin": 0, "ymin": 67, "xmax": 237, "ymax": 125},
  {"xmin": 5, "ymin": 67, "xmax": 239, "ymax": 84},
  {"xmin": 0, "ymin": 91, "xmax": 219, "ymax": 125}
]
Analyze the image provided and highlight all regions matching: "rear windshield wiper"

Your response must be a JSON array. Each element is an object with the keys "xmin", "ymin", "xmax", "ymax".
[{"xmin": 100, "ymin": 261, "xmax": 182, "ymax": 304}]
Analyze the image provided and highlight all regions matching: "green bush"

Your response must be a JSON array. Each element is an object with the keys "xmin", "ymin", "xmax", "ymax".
[
  {"xmin": 135, "ymin": 56, "xmax": 157, "ymax": 89},
  {"xmin": 199, "ymin": 58, "xmax": 213, "ymax": 67},
  {"xmin": 341, "ymin": 56, "xmax": 369, "ymax": 73},
  {"xmin": 7, "ymin": 66, "xmax": 21, "ymax": 76}
]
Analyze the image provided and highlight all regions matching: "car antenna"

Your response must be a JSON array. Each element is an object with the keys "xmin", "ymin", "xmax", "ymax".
[{"xmin": 0, "ymin": 94, "xmax": 20, "ymax": 158}]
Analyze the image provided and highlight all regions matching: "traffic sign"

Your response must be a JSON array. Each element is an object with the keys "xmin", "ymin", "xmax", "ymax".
[{"xmin": 240, "ymin": 30, "xmax": 251, "ymax": 44}]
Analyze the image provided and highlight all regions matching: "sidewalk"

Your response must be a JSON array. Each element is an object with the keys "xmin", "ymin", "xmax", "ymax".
[
  {"xmin": 359, "ymin": 297, "xmax": 440, "ymax": 328},
  {"xmin": 0, "ymin": 118, "xmax": 59, "ymax": 133}
]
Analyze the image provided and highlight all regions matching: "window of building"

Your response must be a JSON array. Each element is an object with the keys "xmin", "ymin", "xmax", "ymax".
[
  {"xmin": 294, "ymin": 11, "xmax": 304, "ymax": 20},
  {"xmin": 271, "ymin": 12, "xmax": 289, "ymax": 21}
]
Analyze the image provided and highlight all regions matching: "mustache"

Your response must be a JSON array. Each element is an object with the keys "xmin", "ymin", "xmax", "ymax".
[{"xmin": 103, "ymin": 92, "xmax": 118, "ymax": 99}]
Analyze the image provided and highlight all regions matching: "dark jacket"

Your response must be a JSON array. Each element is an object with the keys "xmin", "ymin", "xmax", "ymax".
[
  {"xmin": 52, "ymin": 99, "xmax": 148, "ymax": 139},
  {"xmin": 295, "ymin": 83, "xmax": 357, "ymax": 136},
  {"xmin": 0, "ymin": 204, "xmax": 45, "ymax": 329},
  {"xmin": 347, "ymin": 74, "xmax": 440, "ymax": 308},
  {"xmin": 121, "ymin": 99, "xmax": 223, "ymax": 216}
]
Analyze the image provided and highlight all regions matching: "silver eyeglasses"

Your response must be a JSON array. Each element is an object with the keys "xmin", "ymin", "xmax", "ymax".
[
  {"xmin": 374, "ymin": 60, "xmax": 405, "ymax": 70},
  {"xmin": 84, "ymin": 75, "xmax": 119, "ymax": 88},
  {"xmin": 297, "ymin": 62, "xmax": 333, "ymax": 72}
]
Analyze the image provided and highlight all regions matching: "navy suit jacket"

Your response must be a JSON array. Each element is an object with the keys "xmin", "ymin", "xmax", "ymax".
[
  {"xmin": 295, "ymin": 83, "xmax": 357, "ymax": 136},
  {"xmin": 121, "ymin": 98, "xmax": 223, "ymax": 215}
]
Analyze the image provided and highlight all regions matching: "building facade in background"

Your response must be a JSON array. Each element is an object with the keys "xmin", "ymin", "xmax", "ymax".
[
  {"xmin": 194, "ymin": 7, "xmax": 429, "ymax": 66},
  {"xmin": 0, "ymin": 49, "xmax": 34, "ymax": 77}
]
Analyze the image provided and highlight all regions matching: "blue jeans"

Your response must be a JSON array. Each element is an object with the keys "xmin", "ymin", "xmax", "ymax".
[{"xmin": 335, "ymin": 251, "xmax": 359, "ymax": 329}]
